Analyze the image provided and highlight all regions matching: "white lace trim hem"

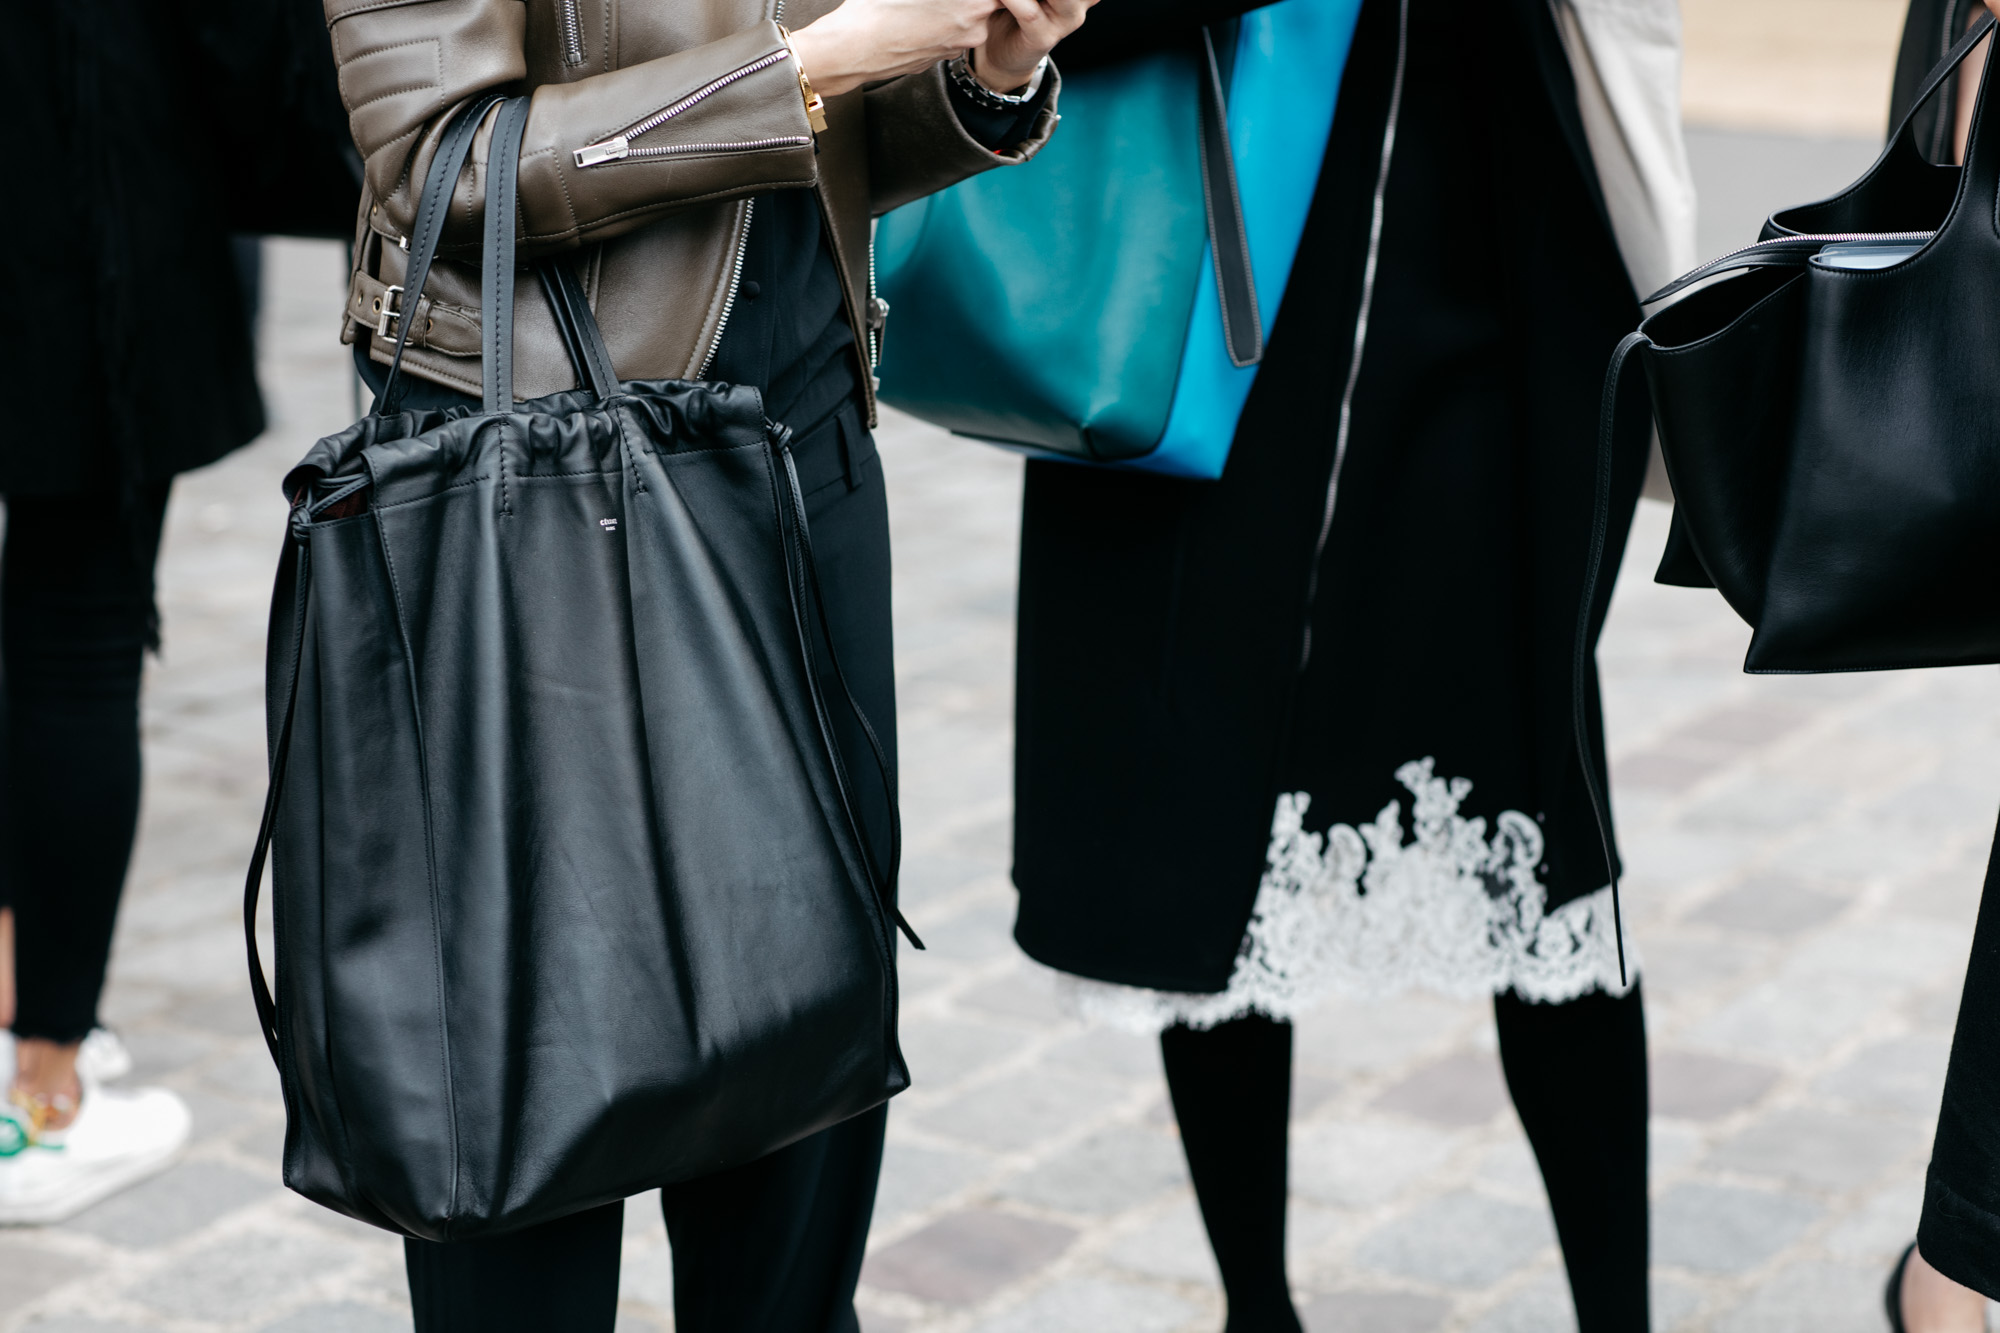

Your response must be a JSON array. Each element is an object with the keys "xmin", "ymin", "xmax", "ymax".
[{"xmin": 1056, "ymin": 758, "xmax": 1637, "ymax": 1033}]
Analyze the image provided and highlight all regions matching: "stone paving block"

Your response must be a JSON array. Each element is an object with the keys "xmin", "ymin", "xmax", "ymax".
[
  {"xmin": 1650, "ymin": 1050, "xmax": 1780, "ymax": 1120},
  {"xmin": 1462, "ymin": 1269, "xmax": 1573, "ymax": 1333},
  {"xmin": 617, "ymin": 1239, "xmax": 675, "ymax": 1312},
  {"xmin": 1653, "ymin": 1183, "xmax": 1821, "ymax": 1273},
  {"xmin": 908, "ymin": 1067, "xmax": 1122, "ymax": 1152},
  {"xmin": 18, "ymin": 1322, "xmax": 151, "ymax": 1333},
  {"xmin": 1653, "ymin": 1274, "xmax": 1707, "ymax": 1331},
  {"xmin": 1674, "ymin": 701, "xmax": 1812, "ymax": 749},
  {"xmin": 1814, "ymin": 1035, "xmax": 1951, "ymax": 1116},
  {"xmin": 1710, "ymin": 1257, "xmax": 1881, "ymax": 1333},
  {"xmin": 1787, "ymin": 822, "xmax": 1951, "ymax": 885},
  {"xmin": 256, "ymin": 1301, "xmax": 412, "ymax": 1333},
  {"xmin": 126, "ymin": 1229, "xmax": 361, "ymax": 1323},
  {"xmin": 1824, "ymin": 1178, "xmax": 1925, "ymax": 1259},
  {"xmin": 899, "ymin": 1016, "xmax": 1032, "ymax": 1088},
  {"xmin": 1043, "ymin": 1028, "xmax": 1162, "ymax": 1082},
  {"xmin": 1292, "ymin": 996, "xmax": 1476, "ymax": 1076},
  {"xmin": 1103, "ymin": 1200, "xmax": 1218, "ymax": 1286},
  {"xmin": 1682, "ymin": 775, "xmax": 1839, "ymax": 833},
  {"xmin": 1788, "ymin": 918, "xmax": 1971, "ymax": 992},
  {"xmin": 67, "ymin": 1158, "xmax": 277, "ymax": 1248},
  {"xmin": 1707, "ymin": 1107, "xmax": 1917, "ymax": 1192},
  {"xmin": 169, "ymin": 988, "xmax": 268, "ymax": 1041},
  {"xmin": 1652, "ymin": 1120, "xmax": 1706, "ymax": 1176},
  {"xmin": 1353, "ymin": 1192, "xmax": 1553, "ymax": 1288},
  {"xmin": 907, "ymin": 898, "xmax": 1017, "ymax": 963},
  {"xmin": 968, "ymin": 1276, "xmax": 1197, "ymax": 1333},
  {"xmin": 110, "ymin": 924, "xmax": 244, "ymax": 991},
  {"xmin": 1616, "ymin": 827, "xmax": 1761, "ymax": 890},
  {"xmin": 1686, "ymin": 975, "xmax": 1886, "ymax": 1062},
  {"xmin": 1689, "ymin": 875, "xmax": 1848, "ymax": 935},
  {"xmin": 873, "ymin": 1139, "xmax": 992, "ymax": 1227},
  {"xmin": 897, "ymin": 852, "xmax": 995, "ymax": 908},
  {"xmin": 1299, "ymin": 1289, "xmax": 1450, "ymax": 1333},
  {"xmin": 1475, "ymin": 1137, "xmax": 1546, "ymax": 1200},
  {"xmin": 0, "ymin": 1236, "xmax": 94, "ymax": 1312},
  {"xmin": 1630, "ymin": 935, "xmax": 1764, "ymax": 996},
  {"xmin": 862, "ymin": 1208, "xmax": 1076, "ymax": 1306},
  {"xmin": 203, "ymin": 1045, "xmax": 285, "ymax": 1103},
  {"xmin": 1896, "ymin": 862, "xmax": 1988, "ymax": 922},
  {"xmin": 1371, "ymin": 1052, "xmax": 1510, "ymax": 1128},
  {"xmin": 958, "ymin": 970, "xmax": 1066, "ymax": 1026},
  {"xmin": 1868, "ymin": 778, "xmax": 2000, "ymax": 833},
  {"xmin": 118, "ymin": 1027, "xmax": 223, "ymax": 1081},
  {"xmin": 1292, "ymin": 1120, "xmax": 1457, "ymax": 1209},
  {"xmin": 1611, "ymin": 748, "xmax": 1720, "ymax": 795},
  {"xmin": 997, "ymin": 1124, "xmax": 1186, "ymax": 1215}
]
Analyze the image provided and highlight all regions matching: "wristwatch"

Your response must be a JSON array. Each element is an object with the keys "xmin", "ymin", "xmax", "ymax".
[
  {"xmin": 775, "ymin": 24, "xmax": 829, "ymax": 135},
  {"xmin": 946, "ymin": 51, "xmax": 1050, "ymax": 111}
]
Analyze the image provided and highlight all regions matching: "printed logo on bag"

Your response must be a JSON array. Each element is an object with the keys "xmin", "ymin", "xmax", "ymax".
[{"xmin": 600, "ymin": 518, "xmax": 618, "ymax": 532}]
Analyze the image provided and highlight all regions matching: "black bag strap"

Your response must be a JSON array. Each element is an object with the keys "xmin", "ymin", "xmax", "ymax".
[
  {"xmin": 1645, "ymin": 11, "xmax": 1997, "ymax": 306},
  {"xmin": 375, "ymin": 94, "xmax": 504, "ymax": 415},
  {"xmin": 1570, "ymin": 331, "xmax": 1650, "ymax": 990},
  {"xmin": 776, "ymin": 442, "xmax": 923, "ymax": 951},
  {"xmin": 1198, "ymin": 25, "xmax": 1262, "ymax": 368},
  {"xmin": 245, "ymin": 513, "xmax": 311, "ymax": 1063},
  {"xmin": 482, "ymin": 96, "xmax": 532, "ymax": 413},
  {"xmin": 536, "ymin": 261, "xmax": 620, "ymax": 399}
]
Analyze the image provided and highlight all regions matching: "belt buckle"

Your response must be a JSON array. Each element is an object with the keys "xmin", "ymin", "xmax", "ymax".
[{"xmin": 374, "ymin": 285, "xmax": 405, "ymax": 337}]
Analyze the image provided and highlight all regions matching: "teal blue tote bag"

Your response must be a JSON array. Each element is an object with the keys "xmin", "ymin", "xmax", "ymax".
[{"xmin": 874, "ymin": 0, "xmax": 1361, "ymax": 479}]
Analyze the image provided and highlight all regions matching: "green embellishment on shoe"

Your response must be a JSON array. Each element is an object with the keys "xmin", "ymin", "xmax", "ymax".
[{"xmin": 0, "ymin": 1115, "xmax": 28, "ymax": 1158}]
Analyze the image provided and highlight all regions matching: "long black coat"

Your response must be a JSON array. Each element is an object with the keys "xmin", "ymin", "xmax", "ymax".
[
  {"xmin": 0, "ymin": 1, "xmax": 356, "ymax": 496},
  {"xmin": 1013, "ymin": 0, "xmax": 1651, "ymax": 993}
]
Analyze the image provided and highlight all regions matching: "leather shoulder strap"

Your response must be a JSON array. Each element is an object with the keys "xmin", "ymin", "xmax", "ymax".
[{"xmin": 1197, "ymin": 26, "xmax": 1263, "ymax": 368}]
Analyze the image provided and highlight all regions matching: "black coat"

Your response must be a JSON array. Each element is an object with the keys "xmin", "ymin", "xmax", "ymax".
[
  {"xmin": 0, "ymin": 0, "xmax": 357, "ymax": 497},
  {"xmin": 1013, "ymin": 0, "xmax": 1650, "ymax": 993}
]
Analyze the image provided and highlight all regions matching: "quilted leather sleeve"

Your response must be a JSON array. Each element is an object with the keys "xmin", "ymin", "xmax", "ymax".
[{"xmin": 324, "ymin": 0, "xmax": 819, "ymax": 251}]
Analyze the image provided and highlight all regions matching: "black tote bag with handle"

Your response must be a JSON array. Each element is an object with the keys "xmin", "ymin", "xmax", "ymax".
[
  {"xmin": 243, "ymin": 95, "xmax": 913, "ymax": 1241},
  {"xmin": 1584, "ymin": 12, "xmax": 2000, "ymax": 678}
]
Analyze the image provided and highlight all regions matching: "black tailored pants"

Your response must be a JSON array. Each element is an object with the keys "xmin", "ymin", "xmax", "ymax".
[
  {"xmin": 1, "ymin": 482, "xmax": 172, "ymax": 1043},
  {"xmin": 400, "ymin": 397, "xmax": 901, "ymax": 1333},
  {"xmin": 1919, "ymin": 813, "xmax": 2000, "ymax": 1298}
]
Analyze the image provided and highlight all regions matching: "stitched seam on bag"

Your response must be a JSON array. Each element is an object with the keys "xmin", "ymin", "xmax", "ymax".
[
  {"xmin": 365, "ymin": 474, "xmax": 493, "ymax": 511},
  {"xmin": 327, "ymin": 0, "xmax": 435, "ymax": 25},
  {"xmin": 370, "ymin": 515, "xmax": 463, "ymax": 1222}
]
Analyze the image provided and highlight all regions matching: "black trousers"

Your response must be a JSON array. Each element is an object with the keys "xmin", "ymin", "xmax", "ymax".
[
  {"xmin": 1, "ymin": 482, "xmax": 172, "ymax": 1043},
  {"xmin": 1920, "ymin": 813, "xmax": 2000, "ymax": 1298},
  {"xmin": 402, "ymin": 401, "xmax": 900, "ymax": 1332}
]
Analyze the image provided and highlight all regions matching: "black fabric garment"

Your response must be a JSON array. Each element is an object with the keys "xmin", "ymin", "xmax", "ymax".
[
  {"xmin": 0, "ymin": 2, "xmax": 264, "ymax": 496},
  {"xmin": 1161, "ymin": 1015, "xmax": 1301, "ymax": 1333},
  {"xmin": 395, "ymin": 399, "xmax": 896, "ymax": 1330},
  {"xmin": 3, "ymin": 482, "xmax": 172, "ymax": 1042},
  {"xmin": 1163, "ymin": 988, "xmax": 1650, "ymax": 1333},
  {"xmin": 1496, "ymin": 985, "xmax": 1651, "ymax": 1331},
  {"xmin": 1919, "ymin": 816, "xmax": 2000, "ymax": 1299},
  {"xmin": 1012, "ymin": 0, "xmax": 1647, "ymax": 992},
  {"xmin": 407, "ymin": 1104, "xmax": 888, "ymax": 1332}
]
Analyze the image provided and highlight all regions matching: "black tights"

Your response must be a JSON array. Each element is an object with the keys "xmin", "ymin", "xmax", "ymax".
[
  {"xmin": 1162, "ymin": 985, "xmax": 1649, "ymax": 1333},
  {"xmin": 1, "ymin": 484, "xmax": 172, "ymax": 1042}
]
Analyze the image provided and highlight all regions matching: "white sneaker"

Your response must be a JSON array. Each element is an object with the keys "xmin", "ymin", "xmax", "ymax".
[
  {"xmin": 0, "ymin": 1029, "xmax": 134, "ymax": 1087},
  {"xmin": 0, "ymin": 1083, "xmax": 190, "ymax": 1224}
]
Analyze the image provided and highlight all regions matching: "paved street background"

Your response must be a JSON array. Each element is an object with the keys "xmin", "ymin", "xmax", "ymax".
[{"xmin": 6, "ymin": 9, "xmax": 2000, "ymax": 1330}]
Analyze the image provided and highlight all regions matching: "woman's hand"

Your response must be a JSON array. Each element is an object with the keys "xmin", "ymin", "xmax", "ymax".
[
  {"xmin": 972, "ymin": 0, "xmax": 1097, "ymax": 93},
  {"xmin": 789, "ymin": 0, "xmax": 1003, "ymax": 99}
]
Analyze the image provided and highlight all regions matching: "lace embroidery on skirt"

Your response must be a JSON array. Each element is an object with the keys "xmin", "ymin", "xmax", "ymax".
[{"xmin": 1057, "ymin": 758, "xmax": 1637, "ymax": 1033}]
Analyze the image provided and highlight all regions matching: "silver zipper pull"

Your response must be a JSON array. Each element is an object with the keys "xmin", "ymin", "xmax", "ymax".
[{"xmin": 575, "ymin": 136, "xmax": 630, "ymax": 167}]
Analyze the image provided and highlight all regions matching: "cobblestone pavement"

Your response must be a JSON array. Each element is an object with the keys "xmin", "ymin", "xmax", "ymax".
[{"xmin": 5, "ymin": 126, "xmax": 2000, "ymax": 1332}]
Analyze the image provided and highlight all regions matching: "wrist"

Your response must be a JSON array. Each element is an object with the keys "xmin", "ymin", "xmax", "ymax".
[
  {"xmin": 968, "ymin": 48, "xmax": 1043, "ymax": 96},
  {"xmin": 786, "ymin": 23, "xmax": 864, "ymax": 99}
]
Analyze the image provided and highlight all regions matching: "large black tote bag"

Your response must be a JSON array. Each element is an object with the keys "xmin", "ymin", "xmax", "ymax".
[
  {"xmin": 1584, "ymin": 11, "xmax": 2000, "ymax": 676},
  {"xmin": 243, "ymin": 96, "xmax": 911, "ymax": 1241}
]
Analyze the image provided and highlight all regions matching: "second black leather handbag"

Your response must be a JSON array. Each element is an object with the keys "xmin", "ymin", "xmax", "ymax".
[
  {"xmin": 241, "ymin": 95, "xmax": 912, "ymax": 1241},
  {"xmin": 1584, "ymin": 11, "xmax": 2000, "ymax": 676}
]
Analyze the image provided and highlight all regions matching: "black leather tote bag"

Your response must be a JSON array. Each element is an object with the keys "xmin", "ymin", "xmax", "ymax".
[
  {"xmin": 242, "ymin": 96, "xmax": 913, "ymax": 1241},
  {"xmin": 1585, "ymin": 12, "xmax": 2000, "ymax": 676}
]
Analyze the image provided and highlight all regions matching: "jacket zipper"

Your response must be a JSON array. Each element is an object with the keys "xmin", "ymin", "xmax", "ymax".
[
  {"xmin": 558, "ymin": 0, "xmax": 585, "ymax": 67},
  {"xmin": 1299, "ymin": 0, "xmax": 1408, "ymax": 672},
  {"xmin": 575, "ymin": 50, "xmax": 798, "ymax": 166},
  {"xmin": 697, "ymin": 197, "xmax": 756, "ymax": 379}
]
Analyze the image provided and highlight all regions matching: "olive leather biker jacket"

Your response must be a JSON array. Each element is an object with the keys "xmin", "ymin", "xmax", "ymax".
[{"xmin": 327, "ymin": 0, "xmax": 1060, "ymax": 417}]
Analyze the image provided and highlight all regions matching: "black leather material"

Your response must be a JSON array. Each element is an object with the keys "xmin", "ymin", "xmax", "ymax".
[
  {"xmin": 1598, "ymin": 11, "xmax": 2000, "ymax": 674},
  {"xmin": 1197, "ymin": 23, "xmax": 1263, "ymax": 368},
  {"xmin": 242, "ymin": 96, "xmax": 909, "ymax": 1241}
]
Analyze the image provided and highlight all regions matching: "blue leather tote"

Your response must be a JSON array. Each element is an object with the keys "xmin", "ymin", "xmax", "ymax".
[{"xmin": 874, "ymin": 0, "xmax": 1361, "ymax": 479}]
